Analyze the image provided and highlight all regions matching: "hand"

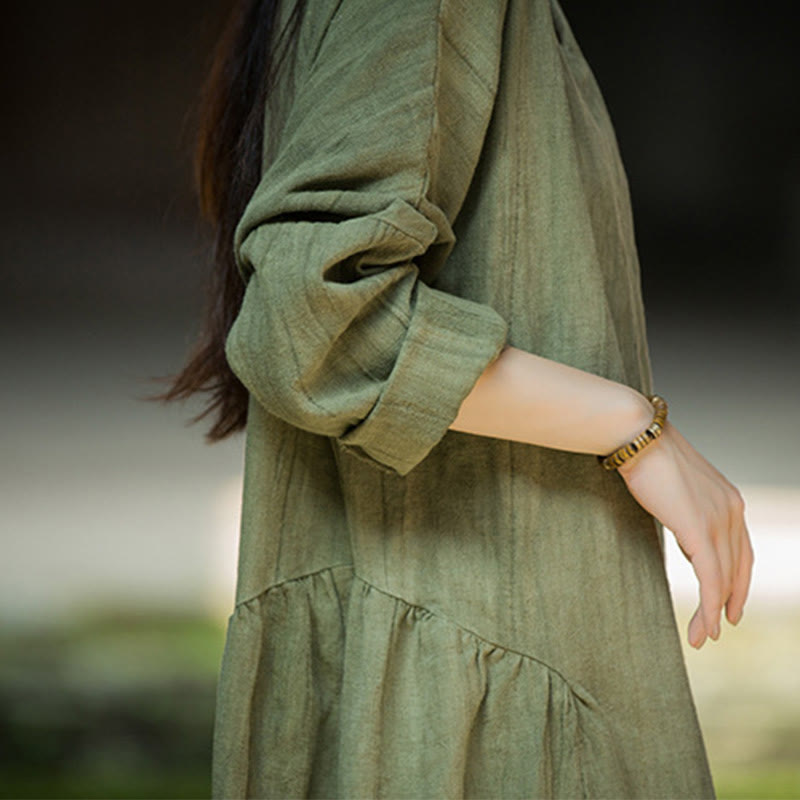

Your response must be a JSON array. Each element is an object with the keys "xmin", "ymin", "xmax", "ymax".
[{"xmin": 617, "ymin": 420, "xmax": 754, "ymax": 649}]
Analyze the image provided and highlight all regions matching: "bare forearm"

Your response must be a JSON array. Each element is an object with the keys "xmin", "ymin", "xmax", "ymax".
[{"xmin": 450, "ymin": 344, "xmax": 654, "ymax": 456}]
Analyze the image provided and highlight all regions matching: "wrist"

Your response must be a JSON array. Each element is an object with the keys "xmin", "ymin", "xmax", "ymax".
[
  {"xmin": 611, "ymin": 389, "xmax": 658, "ymax": 452},
  {"xmin": 608, "ymin": 395, "xmax": 669, "ymax": 474},
  {"xmin": 617, "ymin": 422, "xmax": 668, "ymax": 475}
]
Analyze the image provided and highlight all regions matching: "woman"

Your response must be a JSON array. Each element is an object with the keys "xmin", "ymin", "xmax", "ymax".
[{"xmin": 158, "ymin": 0, "xmax": 753, "ymax": 796}]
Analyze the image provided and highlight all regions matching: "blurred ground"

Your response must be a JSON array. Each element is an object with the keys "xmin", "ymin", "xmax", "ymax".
[{"xmin": 675, "ymin": 604, "xmax": 800, "ymax": 799}]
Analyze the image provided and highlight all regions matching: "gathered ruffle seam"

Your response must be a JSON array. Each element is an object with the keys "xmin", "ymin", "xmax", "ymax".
[
  {"xmin": 232, "ymin": 563, "xmax": 598, "ymax": 712},
  {"xmin": 233, "ymin": 562, "xmax": 355, "ymax": 610}
]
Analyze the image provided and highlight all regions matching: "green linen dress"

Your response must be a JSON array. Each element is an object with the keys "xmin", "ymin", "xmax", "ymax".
[{"xmin": 211, "ymin": 0, "xmax": 716, "ymax": 797}]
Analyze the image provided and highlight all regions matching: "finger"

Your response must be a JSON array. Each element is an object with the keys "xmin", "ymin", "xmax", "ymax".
[
  {"xmin": 723, "ymin": 489, "xmax": 744, "ymax": 592},
  {"xmin": 726, "ymin": 525, "xmax": 754, "ymax": 625},
  {"xmin": 688, "ymin": 605, "xmax": 707, "ymax": 649},
  {"xmin": 727, "ymin": 498, "xmax": 743, "ymax": 568},
  {"xmin": 716, "ymin": 533, "xmax": 735, "ymax": 619},
  {"xmin": 691, "ymin": 547, "xmax": 724, "ymax": 641},
  {"xmin": 724, "ymin": 491, "xmax": 750, "ymax": 624},
  {"xmin": 715, "ymin": 486, "xmax": 744, "ymax": 610}
]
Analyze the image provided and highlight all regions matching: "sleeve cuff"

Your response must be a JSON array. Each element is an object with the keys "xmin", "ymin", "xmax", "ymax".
[{"xmin": 335, "ymin": 280, "xmax": 509, "ymax": 476}]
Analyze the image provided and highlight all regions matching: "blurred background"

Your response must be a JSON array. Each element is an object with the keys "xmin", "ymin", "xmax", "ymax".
[{"xmin": 1, "ymin": 0, "xmax": 798, "ymax": 797}]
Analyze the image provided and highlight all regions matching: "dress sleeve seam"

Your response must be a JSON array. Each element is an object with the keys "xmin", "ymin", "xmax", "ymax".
[
  {"xmin": 414, "ymin": 0, "xmax": 447, "ymax": 215},
  {"xmin": 439, "ymin": 22, "xmax": 495, "ymax": 96}
]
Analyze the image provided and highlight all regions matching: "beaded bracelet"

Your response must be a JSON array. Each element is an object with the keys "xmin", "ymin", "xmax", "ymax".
[{"xmin": 598, "ymin": 394, "xmax": 668, "ymax": 471}]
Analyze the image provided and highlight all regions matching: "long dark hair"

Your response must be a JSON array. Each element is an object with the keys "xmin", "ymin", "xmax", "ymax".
[{"xmin": 148, "ymin": 0, "xmax": 306, "ymax": 442}]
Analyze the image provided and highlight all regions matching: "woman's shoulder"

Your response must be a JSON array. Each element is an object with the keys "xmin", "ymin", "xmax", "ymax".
[{"xmin": 295, "ymin": 0, "xmax": 508, "ymax": 88}]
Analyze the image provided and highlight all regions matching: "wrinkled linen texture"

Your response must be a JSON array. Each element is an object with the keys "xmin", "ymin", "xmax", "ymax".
[{"xmin": 212, "ymin": 0, "xmax": 716, "ymax": 797}]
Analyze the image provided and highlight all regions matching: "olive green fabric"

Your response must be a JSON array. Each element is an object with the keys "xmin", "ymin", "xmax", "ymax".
[{"xmin": 212, "ymin": 0, "xmax": 716, "ymax": 797}]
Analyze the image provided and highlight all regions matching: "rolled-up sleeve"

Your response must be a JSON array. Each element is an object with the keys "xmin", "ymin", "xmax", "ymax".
[{"xmin": 225, "ymin": 0, "xmax": 510, "ymax": 476}]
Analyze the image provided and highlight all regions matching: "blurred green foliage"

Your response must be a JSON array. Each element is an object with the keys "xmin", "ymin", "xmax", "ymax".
[
  {"xmin": 715, "ymin": 768, "xmax": 800, "ymax": 800},
  {"xmin": 0, "ymin": 613, "xmax": 226, "ymax": 799}
]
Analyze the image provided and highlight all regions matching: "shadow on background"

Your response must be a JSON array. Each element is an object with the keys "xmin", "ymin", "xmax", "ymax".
[{"xmin": 1, "ymin": 1, "xmax": 798, "ymax": 798}]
